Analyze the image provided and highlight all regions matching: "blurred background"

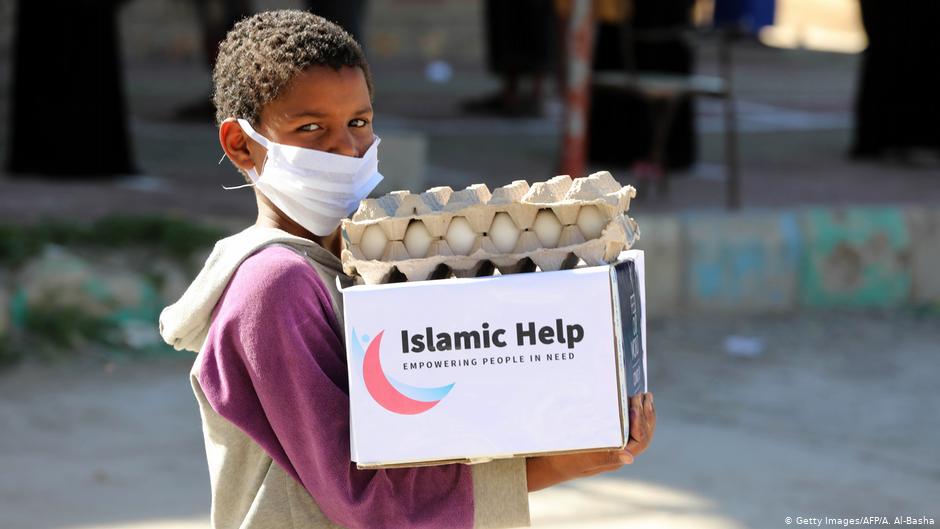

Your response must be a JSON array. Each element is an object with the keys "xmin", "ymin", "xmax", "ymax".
[{"xmin": 0, "ymin": 0, "xmax": 938, "ymax": 527}]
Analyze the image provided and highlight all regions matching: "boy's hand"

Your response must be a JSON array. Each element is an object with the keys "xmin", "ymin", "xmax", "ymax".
[
  {"xmin": 526, "ymin": 392, "xmax": 656, "ymax": 492},
  {"xmin": 626, "ymin": 392, "xmax": 656, "ymax": 457}
]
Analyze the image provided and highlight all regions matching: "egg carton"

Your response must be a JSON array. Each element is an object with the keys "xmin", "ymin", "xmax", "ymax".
[{"xmin": 341, "ymin": 171, "xmax": 640, "ymax": 284}]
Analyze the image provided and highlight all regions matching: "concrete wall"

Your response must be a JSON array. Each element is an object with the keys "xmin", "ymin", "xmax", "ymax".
[
  {"xmin": 367, "ymin": 0, "xmax": 484, "ymax": 64},
  {"xmin": 799, "ymin": 208, "xmax": 912, "ymax": 307},
  {"xmin": 0, "ymin": 0, "xmax": 485, "ymax": 65},
  {"xmin": 685, "ymin": 212, "xmax": 801, "ymax": 313},
  {"xmin": 906, "ymin": 207, "xmax": 940, "ymax": 305},
  {"xmin": 633, "ymin": 205, "xmax": 940, "ymax": 315},
  {"xmin": 109, "ymin": 0, "xmax": 483, "ymax": 65},
  {"xmin": 0, "ymin": 205, "xmax": 937, "ymax": 349}
]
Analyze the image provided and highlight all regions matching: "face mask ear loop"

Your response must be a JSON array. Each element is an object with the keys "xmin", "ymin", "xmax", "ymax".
[
  {"xmin": 221, "ymin": 180, "xmax": 256, "ymax": 191},
  {"xmin": 237, "ymin": 119, "xmax": 271, "ymax": 149},
  {"xmin": 223, "ymin": 119, "xmax": 271, "ymax": 190},
  {"xmin": 258, "ymin": 150, "xmax": 270, "ymax": 179},
  {"xmin": 217, "ymin": 150, "xmax": 255, "ymax": 190},
  {"xmin": 221, "ymin": 153, "xmax": 266, "ymax": 191}
]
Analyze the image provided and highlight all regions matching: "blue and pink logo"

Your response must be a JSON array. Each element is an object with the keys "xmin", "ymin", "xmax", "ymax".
[{"xmin": 350, "ymin": 329, "xmax": 454, "ymax": 415}]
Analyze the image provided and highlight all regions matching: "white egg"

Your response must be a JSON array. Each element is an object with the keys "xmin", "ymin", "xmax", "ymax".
[
  {"xmin": 576, "ymin": 205, "xmax": 607, "ymax": 239},
  {"xmin": 532, "ymin": 209, "xmax": 562, "ymax": 248},
  {"xmin": 403, "ymin": 221, "xmax": 433, "ymax": 258},
  {"xmin": 359, "ymin": 224, "xmax": 388, "ymax": 260},
  {"xmin": 489, "ymin": 212, "xmax": 520, "ymax": 253},
  {"xmin": 445, "ymin": 217, "xmax": 476, "ymax": 255}
]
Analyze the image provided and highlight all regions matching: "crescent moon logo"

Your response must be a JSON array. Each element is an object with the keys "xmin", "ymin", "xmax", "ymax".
[{"xmin": 361, "ymin": 330, "xmax": 454, "ymax": 415}]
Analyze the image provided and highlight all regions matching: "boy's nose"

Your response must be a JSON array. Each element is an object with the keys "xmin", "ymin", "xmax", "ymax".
[{"xmin": 325, "ymin": 130, "xmax": 360, "ymax": 157}]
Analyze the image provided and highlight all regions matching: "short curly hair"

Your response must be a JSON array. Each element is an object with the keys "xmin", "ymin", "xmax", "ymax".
[{"xmin": 212, "ymin": 9, "xmax": 373, "ymax": 126}]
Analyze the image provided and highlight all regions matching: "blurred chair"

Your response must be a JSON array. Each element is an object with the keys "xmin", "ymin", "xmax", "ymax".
[{"xmin": 592, "ymin": 28, "xmax": 741, "ymax": 209}]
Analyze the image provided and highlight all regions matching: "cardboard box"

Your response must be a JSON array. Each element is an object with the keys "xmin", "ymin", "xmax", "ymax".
[{"xmin": 340, "ymin": 250, "xmax": 648, "ymax": 468}]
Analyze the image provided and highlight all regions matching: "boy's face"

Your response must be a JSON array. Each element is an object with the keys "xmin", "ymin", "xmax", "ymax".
[
  {"xmin": 218, "ymin": 63, "xmax": 374, "ymax": 245},
  {"xmin": 244, "ymin": 65, "xmax": 374, "ymax": 166}
]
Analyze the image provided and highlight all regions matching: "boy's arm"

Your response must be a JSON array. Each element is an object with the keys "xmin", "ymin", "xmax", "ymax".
[
  {"xmin": 526, "ymin": 393, "xmax": 656, "ymax": 492},
  {"xmin": 200, "ymin": 248, "xmax": 521, "ymax": 529}
]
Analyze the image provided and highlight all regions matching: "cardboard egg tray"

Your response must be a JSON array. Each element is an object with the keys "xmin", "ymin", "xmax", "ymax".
[{"xmin": 341, "ymin": 171, "xmax": 640, "ymax": 284}]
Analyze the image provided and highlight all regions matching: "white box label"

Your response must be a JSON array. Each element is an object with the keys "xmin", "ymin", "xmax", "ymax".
[{"xmin": 343, "ymin": 267, "xmax": 625, "ymax": 466}]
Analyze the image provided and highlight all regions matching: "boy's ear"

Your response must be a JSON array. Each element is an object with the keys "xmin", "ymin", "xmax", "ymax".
[{"xmin": 219, "ymin": 118, "xmax": 258, "ymax": 172}]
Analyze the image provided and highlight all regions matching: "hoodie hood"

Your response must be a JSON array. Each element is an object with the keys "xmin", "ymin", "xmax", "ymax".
[{"xmin": 159, "ymin": 225, "xmax": 343, "ymax": 352}]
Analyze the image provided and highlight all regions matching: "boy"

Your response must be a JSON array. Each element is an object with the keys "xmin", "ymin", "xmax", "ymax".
[{"xmin": 160, "ymin": 10, "xmax": 655, "ymax": 529}]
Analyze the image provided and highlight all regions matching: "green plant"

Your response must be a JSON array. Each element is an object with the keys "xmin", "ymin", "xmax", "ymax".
[
  {"xmin": 22, "ymin": 304, "xmax": 120, "ymax": 349},
  {"xmin": 0, "ymin": 215, "xmax": 226, "ymax": 267},
  {"xmin": 0, "ymin": 337, "xmax": 20, "ymax": 368}
]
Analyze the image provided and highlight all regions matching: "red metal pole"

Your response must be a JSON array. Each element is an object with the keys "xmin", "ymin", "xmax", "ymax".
[{"xmin": 559, "ymin": 0, "xmax": 595, "ymax": 178}]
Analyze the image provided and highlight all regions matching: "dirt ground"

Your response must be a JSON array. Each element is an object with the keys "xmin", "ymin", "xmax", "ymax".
[{"xmin": 1, "ymin": 312, "xmax": 937, "ymax": 529}]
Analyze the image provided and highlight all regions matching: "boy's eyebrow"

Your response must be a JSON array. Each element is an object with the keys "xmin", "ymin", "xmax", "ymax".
[{"xmin": 286, "ymin": 107, "xmax": 374, "ymax": 120}]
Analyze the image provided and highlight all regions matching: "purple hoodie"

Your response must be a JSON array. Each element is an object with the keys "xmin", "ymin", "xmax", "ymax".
[{"xmin": 197, "ymin": 246, "xmax": 474, "ymax": 528}]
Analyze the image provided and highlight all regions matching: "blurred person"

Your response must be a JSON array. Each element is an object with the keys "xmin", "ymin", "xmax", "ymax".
[
  {"xmin": 587, "ymin": 0, "xmax": 698, "ymax": 170},
  {"xmin": 176, "ymin": 0, "xmax": 252, "ymax": 121},
  {"xmin": 305, "ymin": 0, "xmax": 368, "ymax": 44},
  {"xmin": 851, "ymin": 1, "xmax": 940, "ymax": 160},
  {"xmin": 462, "ymin": 0, "xmax": 557, "ymax": 117},
  {"xmin": 712, "ymin": 0, "xmax": 775, "ymax": 38},
  {"xmin": 7, "ymin": 0, "xmax": 135, "ymax": 177},
  {"xmin": 159, "ymin": 10, "xmax": 656, "ymax": 528},
  {"xmin": 194, "ymin": 0, "xmax": 252, "ymax": 71}
]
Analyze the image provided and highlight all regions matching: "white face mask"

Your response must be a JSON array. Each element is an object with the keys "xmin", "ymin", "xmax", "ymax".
[{"xmin": 233, "ymin": 119, "xmax": 383, "ymax": 236}]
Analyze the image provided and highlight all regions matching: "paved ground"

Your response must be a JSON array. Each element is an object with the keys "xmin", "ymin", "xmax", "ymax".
[{"xmin": 1, "ymin": 313, "xmax": 937, "ymax": 529}]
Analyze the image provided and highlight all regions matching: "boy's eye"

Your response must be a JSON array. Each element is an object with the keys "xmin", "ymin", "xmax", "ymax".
[
  {"xmin": 349, "ymin": 118, "xmax": 369, "ymax": 128},
  {"xmin": 298, "ymin": 123, "xmax": 321, "ymax": 132}
]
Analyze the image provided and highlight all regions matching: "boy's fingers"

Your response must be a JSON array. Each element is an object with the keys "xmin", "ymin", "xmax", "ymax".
[
  {"xmin": 602, "ymin": 449, "xmax": 633, "ymax": 466},
  {"xmin": 622, "ymin": 393, "xmax": 656, "ymax": 460},
  {"xmin": 606, "ymin": 449, "xmax": 632, "ymax": 466},
  {"xmin": 618, "ymin": 451, "xmax": 634, "ymax": 464},
  {"xmin": 625, "ymin": 438, "xmax": 643, "ymax": 455},
  {"xmin": 595, "ymin": 449, "xmax": 632, "ymax": 469},
  {"xmin": 629, "ymin": 408, "xmax": 644, "ymax": 441}
]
